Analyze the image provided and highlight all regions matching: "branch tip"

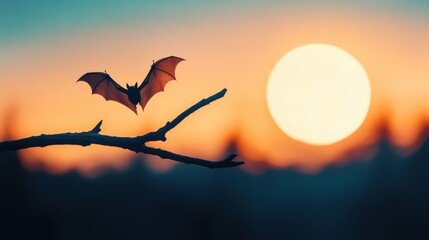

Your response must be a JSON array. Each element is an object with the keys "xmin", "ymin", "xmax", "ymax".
[
  {"xmin": 90, "ymin": 120, "xmax": 103, "ymax": 133},
  {"xmin": 223, "ymin": 153, "xmax": 237, "ymax": 162},
  {"xmin": 220, "ymin": 154, "xmax": 244, "ymax": 167}
]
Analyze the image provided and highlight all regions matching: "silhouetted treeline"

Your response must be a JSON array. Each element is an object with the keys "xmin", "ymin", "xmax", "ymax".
[{"xmin": 1, "ymin": 133, "xmax": 429, "ymax": 240}]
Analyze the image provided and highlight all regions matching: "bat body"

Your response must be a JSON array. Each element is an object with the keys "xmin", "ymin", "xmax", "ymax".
[{"xmin": 78, "ymin": 56, "xmax": 184, "ymax": 114}]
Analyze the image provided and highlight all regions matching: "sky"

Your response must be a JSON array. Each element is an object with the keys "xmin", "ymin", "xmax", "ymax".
[{"xmin": 1, "ymin": 0, "xmax": 429, "ymax": 175}]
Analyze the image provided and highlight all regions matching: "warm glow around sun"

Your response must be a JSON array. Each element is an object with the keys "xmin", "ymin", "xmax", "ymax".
[{"xmin": 267, "ymin": 44, "xmax": 371, "ymax": 145}]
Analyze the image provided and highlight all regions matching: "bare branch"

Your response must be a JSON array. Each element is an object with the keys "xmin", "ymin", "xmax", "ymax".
[
  {"xmin": 90, "ymin": 120, "xmax": 103, "ymax": 133},
  {"xmin": 139, "ymin": 146, "xmax": 242, "ymax": 168},
  {"xmin": 0, "ymin": 131, "xmax": 138, "ymax": 151},
  {"xmin": 0, "ymin": 89, "xmax": 243, "ymax": 169},
  {"xmin": 139, "ymin": 88, "xmax": 227, "ymax": 142}
]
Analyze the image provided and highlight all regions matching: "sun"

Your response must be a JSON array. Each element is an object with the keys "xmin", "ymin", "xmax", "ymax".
[{"xmin": 266, "ymin": 44, "xmax": 371, "ymax": 145}]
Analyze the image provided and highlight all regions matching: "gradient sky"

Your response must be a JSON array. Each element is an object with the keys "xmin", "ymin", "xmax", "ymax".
[
  {"xmin": 2, "ymin": 0, "xmax": 429, "ymax": 43},
  {"xmin": 1, "ymin": 0, "xmax": 429, "ymax": 175}
]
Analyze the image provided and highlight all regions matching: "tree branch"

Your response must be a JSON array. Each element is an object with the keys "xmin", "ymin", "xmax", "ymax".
[
  {"xmin": 0, "ymin": 89, "xmax": 243, "ymax": 169},
  {"xmin": 139, "ymin": 88, "xmax": 227, "ymax": 142},
  {"xmin": 140, "ymin": 146, "xmax": 241, "ymax": 168}
]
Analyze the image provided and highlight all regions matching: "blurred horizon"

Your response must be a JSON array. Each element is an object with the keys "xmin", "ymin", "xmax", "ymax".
[
  {"xmin": 1, "ymin": 122, "xmax": 429, "ymax": 239},
  {"xmin": 3, "ymin": 112, "xmax": 429, "ymax": 176}
]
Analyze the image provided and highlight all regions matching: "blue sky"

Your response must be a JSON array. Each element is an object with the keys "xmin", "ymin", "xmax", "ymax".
[{"xmin": 1, "ymin": 0, "xmax": 428, "ymax": 44}]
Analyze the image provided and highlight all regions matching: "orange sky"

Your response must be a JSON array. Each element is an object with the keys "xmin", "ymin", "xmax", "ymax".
[{"xmin": 1, "ymin": 7, "xmax": 429, "ymax": 175}]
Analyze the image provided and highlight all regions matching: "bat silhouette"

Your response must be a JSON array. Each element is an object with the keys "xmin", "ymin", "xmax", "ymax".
[{"xmin": 77, "ymin": 56, "xmax": 185, "ymax": 114}]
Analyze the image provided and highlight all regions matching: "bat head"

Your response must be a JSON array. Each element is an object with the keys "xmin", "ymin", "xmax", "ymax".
[
  {"xmin": 126, "ymin": 82, "xmax": 141, "ymax": 105},
  {"xmin": 126, "ymin": 83, "xmax": 138, "ymax": 88}
]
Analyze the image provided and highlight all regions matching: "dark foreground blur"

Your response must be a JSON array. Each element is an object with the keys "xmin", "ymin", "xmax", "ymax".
[{"xmin": 1, "ymin": 134, "xmax": 429, "ymax": 240}]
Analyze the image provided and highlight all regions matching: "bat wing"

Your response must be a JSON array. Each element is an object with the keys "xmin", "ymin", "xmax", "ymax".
[
  {"xmin": 78, "ymin": 72, "xmax": 137, "ymax": 114},
  {"xmin": 138, "ymin": 56, "xmax": 185, "ymax": 111}
]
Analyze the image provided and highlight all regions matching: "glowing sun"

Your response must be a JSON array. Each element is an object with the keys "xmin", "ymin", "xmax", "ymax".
[{"xmin": 266, "ymin": 44, "xmax": 371, "ymax": 145}]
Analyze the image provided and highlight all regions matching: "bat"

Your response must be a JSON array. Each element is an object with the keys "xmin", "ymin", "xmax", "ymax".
[{"xmin": 77, "ymin": 56, "xmax": 185, "ymax": 114}]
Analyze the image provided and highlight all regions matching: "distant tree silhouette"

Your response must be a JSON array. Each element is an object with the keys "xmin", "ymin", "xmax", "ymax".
[{"xmin": 0, "ymin": 89, "xmax": 243, "ymax": 169}]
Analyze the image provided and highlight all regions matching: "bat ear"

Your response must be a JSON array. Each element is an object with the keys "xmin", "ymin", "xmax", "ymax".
[
  {"xmin": 126, "ymin": 83, "xmax": 130, "ymax": 88},
  {"xmin": 135, "ymin": 82, "xmax": 138, "ymax": 87}
]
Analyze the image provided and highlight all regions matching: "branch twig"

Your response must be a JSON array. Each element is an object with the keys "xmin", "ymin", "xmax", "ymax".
[
  {"xmin": 0, "ymin": 88, "xmax": 243, "ymax": 169},
  {"xmin": 139, "ymin": 88, "xmax": 227, "ymax": 142}
]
